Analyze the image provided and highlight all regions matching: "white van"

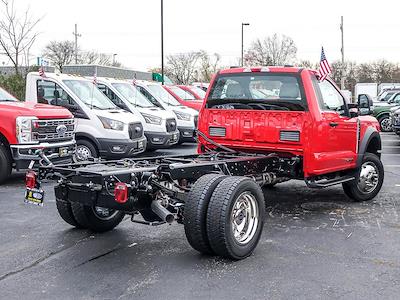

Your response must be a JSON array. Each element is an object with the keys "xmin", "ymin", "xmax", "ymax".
[
  {"xmin": 95, "ymin": 77, "xmax": 179, "ymax": 149},
  {"xmin": 134, "ymin": 81, "xmax": 198, "ymax": 143},
  {"xmin": 25, "ymin": 72, "xmax": 147, "ymax": 160}
]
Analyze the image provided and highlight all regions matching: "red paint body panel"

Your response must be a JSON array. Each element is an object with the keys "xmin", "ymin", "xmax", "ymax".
[
  {"xmin": 163, "ymin": 86, "xmax": 203, "ymax": 111},
  {"xmin": 198, "ymin": 67, "xmax": 381, "ymax": 178},
  {"xmin": 0, "ymin": 100, "xmax": 72, "ymax": 145},
  {"xmin": 178, "ymin": 85, "xmax": 203, "ymax": 100}
]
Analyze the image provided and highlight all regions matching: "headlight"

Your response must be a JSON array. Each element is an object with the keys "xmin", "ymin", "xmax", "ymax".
[
  {"xmin": 98, "ymin": 116, "xmax": 125, "ymax": 131},
  {"xmin": 16, "ymin": 116, "xmax": 38, "ymax": 144},
  {"xmin": 173, "ymin": 110, "xmax": 191, "ymax": 121},
  {"xmin": 141, "ymin": 113, "xmax": 162, "ymax": 125}
]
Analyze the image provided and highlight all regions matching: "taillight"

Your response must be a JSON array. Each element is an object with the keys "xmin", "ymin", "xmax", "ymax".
[
  {"xmin": 26, "ymin": 171, "xmax": 37, "ymax": 189},
  {"xmin": 114, "ymin": 182, "xmax": 128, "ymax": 203}
]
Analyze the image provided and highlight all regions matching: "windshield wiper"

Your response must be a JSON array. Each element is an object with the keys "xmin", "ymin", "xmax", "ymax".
[{"xmin": 0, "ymin": 99, "xmax": 17, "ymax": 102}]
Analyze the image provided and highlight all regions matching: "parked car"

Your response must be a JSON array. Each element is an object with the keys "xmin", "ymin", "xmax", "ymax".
[
  {"xmin": 178, "ymin": 85, "xmax": 207, "ymax": 100},
  {"xmin": 373, "ymin": 92, "xmax": 400, "ymax": 131},
  {"xmin": 28, "ymin": 66, "xmax": 384, "ymax": 261},
  {"xmin": 0, "ymin": 85, "xmax": 75, "ymax": 184},
  {"xmin": 25, "ymin": 72, "xmax": 146, "ymax": 160},
  {"xmin": 134, "ymin": 81, "xmax": 198, "ymax": 143},
  {"xmin": 95, "ymin": 77, "xmax": 179, "ymax": 150},
  {"xmin": 377, "ymin": 89, "xmax": 400, "ymax": 102},
  {"xmin": 390, "ymin": 106, "xmax": 400, "ymax": 135},
  {"xmin": 163, "ymin": 85, "xmax": 203, "ymax": 111}
]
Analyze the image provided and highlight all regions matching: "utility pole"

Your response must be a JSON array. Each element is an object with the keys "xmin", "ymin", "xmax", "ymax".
[
  {"xmin": 241, "ymin": 23, "xmax": 250, "ymax": 67},
  {"xmin": 161, "ymin": 0, "xmax": 164, "ymax": 85},
  {"xmin": 340, "ymin": 16, "xmax": 345, "ymax": 90},
  {"xmin": 73, "ymin": 24, "xmax": 81, "ymax": 64}
]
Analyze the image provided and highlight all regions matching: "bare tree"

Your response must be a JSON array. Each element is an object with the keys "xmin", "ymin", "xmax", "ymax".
[
  {"xmin": 197, "ymin": 50, "xmax": 220, "ymax": 82},
  {"xmin": 42, "ymin": 40, "xmax": 74, "ymax": 72},
  {"xmin": 245, "ymin": 33, "xmax": 297, "ymax": 66},
  {"xmin": 0, "ymin": 0, "xmax": 41, "ymax": 75},
  {"xmin": 78, "ymin": 50, "xmax": 118, "ymax": 67},
  {"xmin": 166, "ymin": 51, "xmax": 201, "ymax": 84}
]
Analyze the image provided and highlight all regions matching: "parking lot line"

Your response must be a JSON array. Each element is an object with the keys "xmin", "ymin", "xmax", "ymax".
[{"xmin": 385, "ymin": 165, "xmax": 400, "ymax": 168}]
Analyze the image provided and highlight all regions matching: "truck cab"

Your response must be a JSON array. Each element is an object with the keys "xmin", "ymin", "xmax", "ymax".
[
  {"xmin": 0, "ymin": 85, "xmax": 75, "ymax": 183},
  {"xmin": 134, "ymin": 81, "xmax": 199, "ymax": 143},
  {"xmin": 25, "ymin": 73, "xmax": 146, "ymax": 161},
  {"xmin": 95, "ymin": 77, "xmax": 179, "ymax": 149},
  {"xmin": 198, "ymin": 67, "xmax": 382, "ymax": 198}
]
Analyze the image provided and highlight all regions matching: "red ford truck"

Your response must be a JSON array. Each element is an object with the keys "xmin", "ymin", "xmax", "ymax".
[
  {"xmin": 25, "ymin": 66, "xmax": 383, "ymax": 260},
  {"xmin": 0, "ymin": 86, "xmax": 75, "ymax": 184}
]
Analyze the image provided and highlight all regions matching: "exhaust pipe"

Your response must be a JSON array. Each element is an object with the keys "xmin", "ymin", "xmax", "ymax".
[{"xmin": 151, "ymin": 200, "xmax": 174, "ymax": 224}]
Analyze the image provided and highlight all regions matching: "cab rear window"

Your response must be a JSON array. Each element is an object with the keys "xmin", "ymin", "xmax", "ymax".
[{"xmin": 207, "ymin": 73, "xmax": 306, "ymax": 111}]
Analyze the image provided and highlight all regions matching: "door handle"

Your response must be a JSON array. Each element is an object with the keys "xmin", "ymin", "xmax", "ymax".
[{"xmin": 329, "ymin": 122, "xmax": 339, "ymax": 127}]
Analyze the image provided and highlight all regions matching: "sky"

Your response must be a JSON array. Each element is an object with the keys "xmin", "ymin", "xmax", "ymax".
[{"xmin": 1, "ymin": 0, "xmax": 400, "ymax": 71}]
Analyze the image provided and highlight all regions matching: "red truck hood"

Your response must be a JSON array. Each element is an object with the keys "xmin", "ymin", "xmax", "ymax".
[{"xmin": 0, "ymin": 101, "xmax": 72, "ymax": 119}]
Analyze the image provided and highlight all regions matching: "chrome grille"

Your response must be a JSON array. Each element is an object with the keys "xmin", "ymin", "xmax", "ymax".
[
  {"xmin": 209, "ymin": 126, "xmax": 226, "ymax": 137},
  {"xmin": 280, "ymin": 130, "xmax": 300, "ymax": 142},
  {"xmin": 128, "ymin": 122, "xmax": 143, "ymax": 140},
  {"xmin": 32, "ymin": 118, "xmax": 75, "ymax": 142},
  {"xmin": 165, "ymin": 118, "xmax": 177, "ymax": 132}
]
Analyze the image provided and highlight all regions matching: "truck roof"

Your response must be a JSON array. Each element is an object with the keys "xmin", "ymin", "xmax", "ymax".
[{"xmin": 219, "ymin": 66, "xmax": 314, "ymax": 75}]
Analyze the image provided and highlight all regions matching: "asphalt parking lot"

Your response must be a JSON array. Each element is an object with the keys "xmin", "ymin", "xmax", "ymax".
[{"xmin": 1, "ymin": 134, "xmax": 400, "ymax": 300}]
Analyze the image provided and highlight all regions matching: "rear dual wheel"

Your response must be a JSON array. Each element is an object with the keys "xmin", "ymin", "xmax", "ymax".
[
  {"xmin": 184, "ymin": 175, "xmax": 265, "ymax": 260},
  {"xmin": 55, "ymin": 198, "xmax": 125, "ymax": 232}
]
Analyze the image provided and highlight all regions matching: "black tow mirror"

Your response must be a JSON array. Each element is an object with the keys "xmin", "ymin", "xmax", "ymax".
[{"xmin": 357, "ymin": 94, "xmax": 373, "ymax": 116}]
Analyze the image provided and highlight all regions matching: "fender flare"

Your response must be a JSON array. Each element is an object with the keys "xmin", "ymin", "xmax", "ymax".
[
  {"xmin": 75, "ymin": 132, "xmax": 101, "ymax": 151},
  {"xmin": 357, "ymin": 127, "xmax": 381, "ymax": 167},
  {"xmin": 375, "ymin": 111, "xmax": 390, "ymax": 120}
]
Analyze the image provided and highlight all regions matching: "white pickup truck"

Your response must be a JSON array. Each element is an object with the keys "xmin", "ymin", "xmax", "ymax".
[{"xmin": 25, "ymin": 72, "xmax": 147, "ymax": 160}]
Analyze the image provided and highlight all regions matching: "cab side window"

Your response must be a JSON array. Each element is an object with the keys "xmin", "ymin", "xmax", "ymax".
[
  {"xmin": 316, "ymin": 79, "xmax": 347, "ymax": 115},
  {"xmin": 392, "ymin": 94, "xmax": 400, "ymax": 104},
  {"xmin": 37, "ymin": 80, "xmax": 74, "ymax": 106}
]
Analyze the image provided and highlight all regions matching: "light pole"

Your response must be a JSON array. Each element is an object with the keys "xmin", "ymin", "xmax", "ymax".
[
  {"xmin": 113, "ymin": 53, "xmax": 117, "ymax": 65},
  {"xmin": 161, "ymin": 0, "xmax": 164, "ymax": 85},
  {"xmin": 241, "ymin": 22, "xmax": 250, "ymax": 67}
]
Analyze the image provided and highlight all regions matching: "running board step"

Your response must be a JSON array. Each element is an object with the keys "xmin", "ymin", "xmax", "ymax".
[{"xmin": 305, "ymin": 175, "xmax": 356, "ymax": 188}]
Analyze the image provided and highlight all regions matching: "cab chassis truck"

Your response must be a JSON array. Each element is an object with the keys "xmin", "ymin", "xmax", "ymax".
[{"xmin": 25, "ymin": 67, "xmax": 384, "ymax": 260}]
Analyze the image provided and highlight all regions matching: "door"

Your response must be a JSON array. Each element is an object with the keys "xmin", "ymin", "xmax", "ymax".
[{"xmin": 309, "ymin": 78, "xmax": 358, "ymax": 175}]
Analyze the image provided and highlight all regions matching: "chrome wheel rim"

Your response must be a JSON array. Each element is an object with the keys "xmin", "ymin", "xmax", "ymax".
[
  {"xmin": 93, "ymin": 206, "xmax": 118, "ymax": 220},
  {"xmin": 231, "ymin": 192, "xmax": 259, "ymax": 245},
  {"xmin": 380, "ymin": 118, "xmax": 392, "ymax": 132},
  {"xmin": 357, "ymin": 162, "xmax": 379, "ymax": 194},
  {"xmin": 76, "ymin": 145, "xmax": 92, "ymax": 161}
]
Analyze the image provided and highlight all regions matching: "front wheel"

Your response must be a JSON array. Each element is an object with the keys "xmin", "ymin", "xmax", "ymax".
[
  {"xmin": 342, "ymin": 153, "xmax": 384, "ymax": 202},
  {"xmin": 75, "ymin": 140, "xmax": 98, "ymax": 162},
  {"xmin": 378, "ymin": 116, "xmax": 392, "ymax": 132},
  {"xmin": 206, "ymin": 176, "xmax": 265, "ymax": 260},
  {"xmin": 71, "ymin": 202, "xmax": 125, "ymax": 232}
]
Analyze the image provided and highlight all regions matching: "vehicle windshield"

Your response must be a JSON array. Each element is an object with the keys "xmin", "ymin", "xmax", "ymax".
[
  {"xmin": 188, "ymin": 86, "xmax": 206, "ymax": 98},
  {"xmin": 207, "ymin": 73, "xmax": 305, "ymax": 111},
  {"xmin": 63, "ymin": 80, "xmax": 116, "ymax": 110},
  {"xmin": 0, "ymin": 87, "xmax": 18, "ymax": 101},
  {"xmin": 112, "ymin": 83, "xmax": 155, "ymax": 108},
  {"xmin": 147, "ymin": 84, "xmax": 181, "ymax": 106},
  {"xmin": 385, "ymin": 92, "xmax": 396, "ymax": 101},
  {"xmin": 169, "ymin": 86, "xmax": 196, "ymax": 100}
]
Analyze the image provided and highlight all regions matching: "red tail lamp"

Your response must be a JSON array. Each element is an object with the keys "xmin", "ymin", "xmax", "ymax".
[
  {"xmin": 25, "ymin": 170, "xmax": 37, "ymax": 189},
  {"xmin": 114, "ymin": 182, "xmax": 128, "ymax": 203}
]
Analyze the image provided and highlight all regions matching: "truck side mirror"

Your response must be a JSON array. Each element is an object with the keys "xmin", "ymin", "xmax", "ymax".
[{"xmin": 357, "ymin": 94, "xmax": 372, "ymax": 116}]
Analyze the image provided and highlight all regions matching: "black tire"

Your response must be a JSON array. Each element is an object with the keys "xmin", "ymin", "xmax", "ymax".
[
  {"xmin": 184, "ymin": 174, "xmax": 227, "ymax": 255},
  {"xmin": 0, "ymin": 143, "xmax": 12, "ymax": 184},
  {"xmin": 71, "ymin": 202, "xmax": 125, "ymax": 232},
  {"xmin": 342, "ymin": 153, "xmax": 384, "ymax": 202},
  {"xmin": 75, "ymin": 139, "xmax": 98, "ymax": 161},
  {"xmin": 206, "ymin": 176, "xmax": 265, "ymax": 260},
  {"xmin": 378, "ymin": 115, "xmax": 392, "ymax": 132},
  {"xmin": 56, "ymin": 198, "xmax": 84, "ymax": 228}
]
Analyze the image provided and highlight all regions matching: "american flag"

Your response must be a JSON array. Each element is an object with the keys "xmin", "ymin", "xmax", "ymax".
[
  {"xmin": 318, "ymin": 47, "xmax": 332, "ymax": 81},
  {"xmin": 38, "ymin": 65, "xmax": 45, "ymax": 78}
]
